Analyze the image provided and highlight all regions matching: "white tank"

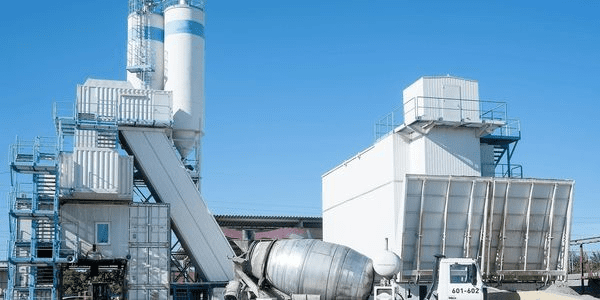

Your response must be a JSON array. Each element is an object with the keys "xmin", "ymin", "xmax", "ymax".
[
  {"xmin": 372, "ymin": 238, "xmax": 401, "ymax": 278},
  {"xmin": 127, "ymin": 8, "xmax": 164, "ymax": 90},
  {"xmin": 164, "ymin": 1, "xmax": 205, "ymax": 158}
]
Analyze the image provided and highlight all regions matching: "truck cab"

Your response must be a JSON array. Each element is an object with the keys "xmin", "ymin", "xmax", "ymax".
[{"xmin": 435, "ymin": 258, "xmax": 485, "ymax": 300}]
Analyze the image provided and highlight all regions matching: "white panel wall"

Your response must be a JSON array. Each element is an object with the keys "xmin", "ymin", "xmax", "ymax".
[
  {"xmin": 418, "ymin": 127, "xmax": 481, "ymax": 176},
  {"xmin": 323, "ymin": 135, "xmax": 395, "ymax": 211},
  {"xmin": 77, "ymin": 79, "xmax": 172, "ymax": 126},
  {"xmin": 323, "ymin": 184, "xmax": 397, "ymax": 259},
  {"xmin": 403, "ymin": 76, "xmax": 480, "ymax": 124},
  {"xmin": 480, "ymin": 143, "xmax": 495, "ymax": 177},
  {"xmin": 393, "ymin": 134, "xmax": 411, "ymax": 178},
  {"xmin": 59, "ymin": 150, "xmax": 133, "ymax": 200},
  {"xmin": 402, "ymin": 78, "xmax": 423, "ymax": 124},
  {"xmin": 323, "ymin": 134, "xmax": 400, "ymax": 258},
  {"xmin": 60, "ymin": 203, "xmax": 130, "ymax": 258}
]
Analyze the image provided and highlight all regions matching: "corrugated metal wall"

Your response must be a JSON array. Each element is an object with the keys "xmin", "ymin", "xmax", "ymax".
[
  {"xmin": 420, "ymin": 128, "xmax": 481, "ymax": 176},
  {"xmin": 128, "ymin": 203, "xmax": 170, "ymax": 300},
  {"xmin": 403, "ymin": 76, "xmax": 480, "ymax": 124},
  {"xmin": 77, "ymin": 83, "xmax": 171, "ymax": 126},
  {"xmin": 59, "ymin": 150, "xmax": 133, "ymax": 200},
  {"xmin": 401, "ymin": 175, "xmax": 573, "ymax": 281}
]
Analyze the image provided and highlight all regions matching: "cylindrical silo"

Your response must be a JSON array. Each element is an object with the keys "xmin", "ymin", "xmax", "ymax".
[
  {"xmin": 164, "ymin": 0, "xmax": 205, "ymax": 158},
  {"xmin": 127, "ymin": 0, "xmax": 164, "ymax": 90}
]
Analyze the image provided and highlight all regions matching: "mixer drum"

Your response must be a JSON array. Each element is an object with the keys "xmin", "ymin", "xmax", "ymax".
[{"xmin": 249, "ymin": 239, "xmax": 374, "ymax": 300}]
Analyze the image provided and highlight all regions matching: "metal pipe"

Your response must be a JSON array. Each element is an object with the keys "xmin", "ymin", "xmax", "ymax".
[
  {"xmin": 464, "ymin": 180, "xmax": 476, "ymax": 257},
  {"xmin": 415, "ymin": 179, "xmax": 426, "ymax": 278},
  {"xmin": 479, "ymin": 181, "xmax": 490, "ymax": 277},
  {"xmin": 580, "ymin": 244, "xmax": 585, "ymax": 294},
  {"xmin": 442, "ymin": 178, "xmax": 451, "ymax": 255},
  {"xmin": 546, "ymin": 183, "xmax": 557, "ymax": 272},
  {"xmin": 563, "ymin": 183, "xmax": 575, "ymax": 280},
  {"xmin": 523, "ymin": 182, "xmax": 534, "ymax": 270},
  {"xmin": 485, "ymin": 181, "xmax": 497, "ymax": 276},
  {"xmin": 499, "ymin": 182, "xmax": 510, "ymax": 272}
]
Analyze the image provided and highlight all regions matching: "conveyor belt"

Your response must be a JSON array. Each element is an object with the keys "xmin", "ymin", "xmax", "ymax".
[{"xmin": 120, "ymin": 127, "xmax": 233, "ymax": 281}]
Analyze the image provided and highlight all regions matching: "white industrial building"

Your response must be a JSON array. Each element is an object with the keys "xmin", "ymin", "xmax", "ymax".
[
  {"xmin": 322, "ymin": 76, "xmax": 574, "ymax": 283},
  {"xmin": 5, "ymin": 0, "xmax": 577, "ymax": 298},
  {"xmin": 7, "ymin": 1, "xmax": 233, "ymax": 299}
]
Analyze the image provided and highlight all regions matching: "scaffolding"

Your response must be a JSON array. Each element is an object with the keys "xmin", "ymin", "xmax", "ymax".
[
  {"xmin": 6, "ymin": 137, "xmax": 74, "ymax": 300},
  {"xmin": 127, "ymin": 0, "xmax": 160, "ymax": 89},
  {"xmin": 6, "ymin": 101, "xmax": 122, "ymax": 300}
]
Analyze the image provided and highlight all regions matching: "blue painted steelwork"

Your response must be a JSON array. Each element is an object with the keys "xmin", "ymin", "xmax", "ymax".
[
  {"xmin": 480, "ymin": 119, "xmax": 522, "ymax": 178},
  {"xmin": 7, "ymin": 137, "xmax": 63, "ymax": 300},
  {"xmin": 7, "ymin": 106, "xmax": 121, "ymax": 300},
  {"xmin": 165, "ymin": 20, "xmax": 205, "ymax": 37},
  {"xmin": 171, "ymin": 282, "xmax": 228, "ymax": 300}
]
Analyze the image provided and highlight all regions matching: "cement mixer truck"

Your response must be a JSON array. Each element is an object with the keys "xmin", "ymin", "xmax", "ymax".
[{"xmin": 225, "ymin": 239, "xmax": 486, "ymax": 300}]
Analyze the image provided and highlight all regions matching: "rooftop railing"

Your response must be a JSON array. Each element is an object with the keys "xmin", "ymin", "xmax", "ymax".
[
  {"xmin": 374, "ymin": 97, "xmax": 514, "ymax": 141},
  {"xmin": 53, "ymin": 93, "xmax": 173, "ymax": 129},
  {"xmin": 484, "ymin": 118, "xmax": 521, "ymax": 139},
  {"xmin": 483, "ymin": 163, "xmax": 523, "ymax": 178},
  {"xmin": 9, "ymin": 137, "xmax": 58, "ymax": 168}
]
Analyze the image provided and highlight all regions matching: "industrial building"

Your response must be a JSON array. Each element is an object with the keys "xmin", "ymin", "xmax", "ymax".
[
  {"xmin": 7, "ymin": 0, "xmax": 233, "ymax": 299},
  {"xmin": 322, "ymin": 76, "xmax": 574, "ymax": 286},
  {"xmin": 5, "ymin": 0, "xmax": 576, "ymax": 299}
]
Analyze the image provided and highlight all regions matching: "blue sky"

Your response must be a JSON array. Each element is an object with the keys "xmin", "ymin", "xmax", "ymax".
[{"xmin": 0, "ymin": 0, "xmax": 599, "ymax": 258}]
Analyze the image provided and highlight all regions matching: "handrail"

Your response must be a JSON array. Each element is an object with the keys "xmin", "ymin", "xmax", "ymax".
[
  {"xmin": 75, "ymin": 96, "xmax": 172, "ymax": 127},
  {"xmin": 403, "ymin": 96, "xmax": 507, "ymax": 123},
  {"xmin": 9, "ymin": 137, "xmax": 58, "ymax": 166},
  {"xmin": 375, "ymin": 97, "xmax": 513, "ymax": 141},
  {"xmin": 482, "ymin": 163, "xmax": 523, "ymax": 178},
  {"xmin": 52, "ymin": 101, "xmax": 75, "ymax": 121},
  {"xmin": 484, "ymin": 119, "xmax": 521, "ymax": 139}
]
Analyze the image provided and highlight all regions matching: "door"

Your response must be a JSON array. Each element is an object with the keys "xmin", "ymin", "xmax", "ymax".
[
  {"xmin": 443, "ymin": 85, "xmax": 462, "ymax": 121},
  {"xmin": 439, "ymin": 262, "xmax": 483, "ymax": 300}
]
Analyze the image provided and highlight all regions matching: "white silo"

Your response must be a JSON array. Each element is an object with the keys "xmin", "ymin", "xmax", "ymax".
[
  {"xmin": 164, "ymin": 0, "xmax": 206, "ymax": 159},
  {"xmin": 126, "ymin": 0, "xmax": 164, "ymax": 90}
]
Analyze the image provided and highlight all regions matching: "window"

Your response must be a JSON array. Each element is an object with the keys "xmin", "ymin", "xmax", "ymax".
[
  {"xmin": 96, "ymin": 222, "xmax": 110, "ymax": 245},
  {"xmin": 449, "ymin": 264, "xmax": 476, "ymax": 284}
]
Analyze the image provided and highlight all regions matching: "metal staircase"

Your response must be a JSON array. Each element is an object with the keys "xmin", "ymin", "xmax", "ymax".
[
  {"xmin": 7, "ymin": 137, "xmax": 61, "ymax": 300},
  {"xmin": 480, "ymin": 119, "xmax": 522, "ymax": 178}
]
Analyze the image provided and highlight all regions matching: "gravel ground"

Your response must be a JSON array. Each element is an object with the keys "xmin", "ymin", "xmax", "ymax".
[{"xmin": 487, "ymin": 284, "xmax": 599, "ymax": 300}]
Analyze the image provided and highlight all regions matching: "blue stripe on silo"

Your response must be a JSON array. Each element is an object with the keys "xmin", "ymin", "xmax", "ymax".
[
  {"xmin": 165, "ymin": 20, "xmax": 205, "ymax": 38},
  {"xmin": 144, "ymin": 26, "xmax": 165, "ymax": 42}
]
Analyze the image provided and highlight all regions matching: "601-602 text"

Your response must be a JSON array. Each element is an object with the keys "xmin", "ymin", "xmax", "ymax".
[{"xmin": 451, "ymin": 288, "xmax": 479, "ymax": 294}]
